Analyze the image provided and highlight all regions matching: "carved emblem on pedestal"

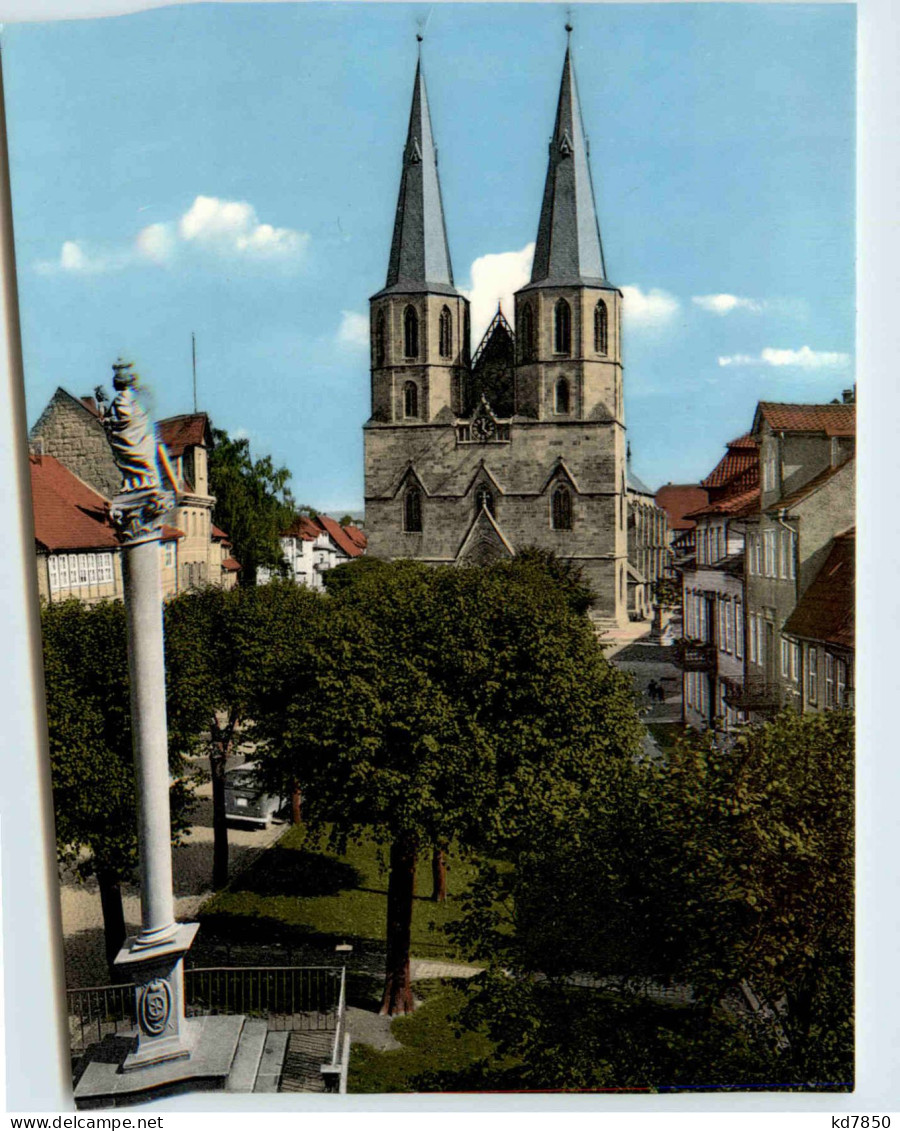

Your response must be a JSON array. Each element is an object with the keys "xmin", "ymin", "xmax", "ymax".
[{"xmin": 138, "ymin": 978, "xmax": 173, "ymax": 1037}]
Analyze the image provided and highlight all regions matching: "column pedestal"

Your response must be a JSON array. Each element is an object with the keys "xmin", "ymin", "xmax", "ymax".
[{"xmin": 115, "ymin": 922, "xmax": 199, "ymax": 1071}]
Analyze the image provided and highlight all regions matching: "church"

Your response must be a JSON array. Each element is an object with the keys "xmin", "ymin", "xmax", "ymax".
[{"xmin": 363, "ymin": 34, "xmax": 652, "ymax": 628}]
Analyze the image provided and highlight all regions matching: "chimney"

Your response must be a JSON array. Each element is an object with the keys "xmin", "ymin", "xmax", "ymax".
[
  {"xmin": 842, "ymin": 387, "xmax": 855, "ymax": 404},
  {"xmin": 30, "ymin": 436, "xmax": 44, "ymax": 461}
]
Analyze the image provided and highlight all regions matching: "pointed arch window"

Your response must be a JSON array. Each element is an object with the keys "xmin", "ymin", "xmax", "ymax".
[
  {"xmin": 375, "ymin": 311, "xmax": 386, "ymax": 366},
  {"xmin": 551, "ymin": 484, "xmax": 573, "ymax": 531},
  {"xmin": 555, "ymin": 377, "xmax": 570, "ymax": 415},
  {"xmin": 403, "ymin": 381, "xmax": 419, "ymax": 419},
  {"xmin": 403, "ymin": 486, "xmax": 423, "ymax": 533},
  {"xmin": 439, "ymin": 306, "xmax": 452, "ymax": 358},
  {"xmin": 554, "ymin": 298, "xmax": 571, "ymax": 355},
  {"xmin": 404, "ymin": 305, "xmax": 419, "ymax": 358},
  {"xmin": 594, "ymin": 299, "xmax": 608, "ymax": 355},
  {"xmin": 475, "ymin": 483, "xmax": 495, "ymax": 517},
  {"xmin": 520, "ymin": 303, "xmax": 535, "ymax": 362}
]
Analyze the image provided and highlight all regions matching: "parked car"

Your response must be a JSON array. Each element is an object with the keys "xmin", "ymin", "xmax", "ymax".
[{"xmin": 223, "ymin": 762, "xmax": 283, "ymax": 827}]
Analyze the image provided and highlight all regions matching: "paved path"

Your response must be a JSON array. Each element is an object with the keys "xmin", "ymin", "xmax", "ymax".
[{"xmin": 59, "ymin": 771, "xmax": 285, "ymax": 988}]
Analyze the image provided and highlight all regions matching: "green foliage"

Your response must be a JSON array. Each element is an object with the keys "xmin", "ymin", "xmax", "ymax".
[
  {"xmin": 511, "ymin": 545, "xmax": 597, "ymax": 615},
  {"xmin": 198, "ymin": 824, "xmax": 479, "ymax": 961},
  {"xmin": 165, "ymin": 581, "xmax": 321, "ymax": 759},
  {"xmin": 253, "ymin": 558, "xmax": 642, "ymax": 855},
  {"xmin": 452, "ymin": 710, "xmax": 854, "ymax": 1090},
  {"xmin": 348, "ymin": 983, "xmax": 497, "ymax": 1094},
  {"xmin": 40, "ymin": 599, "xmax": 192, "ymax": 881},
  {"xmin": 207, "ymin": 427, "xmax": 295, "ymax": 585}
]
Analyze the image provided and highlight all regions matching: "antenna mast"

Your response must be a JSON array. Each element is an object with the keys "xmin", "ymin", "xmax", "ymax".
[{"xmin": 191, "ymin": 332, "xmax": 197, "ymax": 414}]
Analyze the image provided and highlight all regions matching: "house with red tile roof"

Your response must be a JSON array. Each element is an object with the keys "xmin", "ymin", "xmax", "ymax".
[
  {"xmin": 30, "ymin": 452, "xmax": 182, "ymax": 604},
  {"xmin": 258, "ymin": 513, "xmax": 367, "ymax": 590},
  {"xmin": 742, "ymin": 396, "xmax": 855, "ymax": 720},
  {"xmin": 678, "ymin": 437, "xmax": 760, "ymax": 733},
  {"xmin": 30, "ymin": 390, "xmax": 238, "ymax": 592},
  {"xmin": 677, "ymin": 392, "xmax": 855, "ymax": 733}
]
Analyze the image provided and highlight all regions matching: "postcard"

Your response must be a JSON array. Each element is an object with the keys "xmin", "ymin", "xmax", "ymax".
[{"xmin": 0, "ymin": 0, "xmax": 889, "ymax": 1116}]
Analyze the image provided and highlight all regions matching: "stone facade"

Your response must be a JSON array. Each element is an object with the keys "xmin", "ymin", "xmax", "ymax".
[
  {"xmin": 30, "ymin": 388, "xmax": 121, "ymax": 499},
  {"xmin": 362, "ymin": 44, "xmax": 632, "ymax": 626}
]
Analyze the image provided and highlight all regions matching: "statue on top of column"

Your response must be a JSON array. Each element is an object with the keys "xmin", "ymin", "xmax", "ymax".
[
  {"xmin": 95, "ymin": 360, "xmax": 162, "ymax": 493},
  {"xmin": 96, "ymin": 359, "xmax": 172, "ymax": 542}
]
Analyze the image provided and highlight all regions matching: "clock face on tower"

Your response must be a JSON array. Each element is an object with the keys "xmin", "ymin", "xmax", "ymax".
[{"xmin": 471, "ymin": 396, "xmax": 498, "ymax": 442}]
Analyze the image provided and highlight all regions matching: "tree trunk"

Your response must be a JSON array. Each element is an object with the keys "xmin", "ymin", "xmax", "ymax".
[
  {"xmin": 379, "ymin": 836, "xmax": 418, "ymax": 1016},
  {"xmin": 291, "ymin": 781, "xmax": 302, "ymax": 825},
  {"xmin": 97, "ymin": 870, "xmax": 127, "ymax": 983},
  {"xmin": 210, "ymin": 745, "xmax": 229, "ymax": 890},
  {"xmin": 431, "ymin": 846, "xmax": 447, "ymax": 903}
]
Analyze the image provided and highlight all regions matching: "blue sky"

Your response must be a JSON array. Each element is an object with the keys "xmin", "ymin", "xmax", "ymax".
[{"xmin": 3, "ymin": 2, "xmax": 855, "ymax": 513}]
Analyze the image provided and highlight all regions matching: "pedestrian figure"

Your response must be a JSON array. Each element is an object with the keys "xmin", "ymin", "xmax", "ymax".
[
  {"xmin": 655, "ymin": 682, "xmax": 666, "ymax": 703},
  {"xmin": 647, "ymin": 679, "xmax": 658, "ymax": 701}
]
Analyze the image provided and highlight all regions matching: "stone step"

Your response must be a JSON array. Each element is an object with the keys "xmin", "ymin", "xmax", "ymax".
[
  {"xmin": 225, "ymin": 1019, "xmax": 268, "ymax": 1093},
  {"xmin": 279, "ymin": 1029, "xmax": 335, "ymax": 1093},
  {"xmin": 253, "ymin": 1030, "xmax": 290, "ymax": 1093}
]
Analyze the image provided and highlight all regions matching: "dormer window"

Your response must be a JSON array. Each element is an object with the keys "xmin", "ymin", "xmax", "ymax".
[
  {"xmin": 404, "ymin": 305, "xmax": 419, "ymax": 359},
  {"xmin": 554, "ymin": 298, "xmax": 571, "ymax": 355}
]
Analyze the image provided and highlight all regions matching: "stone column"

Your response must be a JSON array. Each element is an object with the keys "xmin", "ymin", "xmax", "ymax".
[{"xmin": 95, "ymin": 361, "xmax": 198, "ymax": 1071}]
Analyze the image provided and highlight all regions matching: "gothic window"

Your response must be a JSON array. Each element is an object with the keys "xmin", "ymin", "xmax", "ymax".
[
  {"xmin": 375, "ymin": 311, "xmax": 386, "ymax": 366},
  {"xmin": 439, "ymin": 306, "xmax": 452, "ymax": 358},
  {"xmin": 404, "ymin": 305, "xmax": 419, "ymax": 358},
  {"xmin": 403, "ymin": 487, "xmax": 423, "ymax": 533},
  {"xmin": 520, "ymin": 303, "xmax": 534, "ymax": 361},
  {"xmin": 404, "ymin": 381, "xmax": 418, "ymax": 419},
  {"xmin": 554, "ymin": 298, "xmax": 571, "ymax": 355},
  {"xmin": 555, "ymin": 377, "xmax": 570, "ymax": 414},
  {"xmin": 474, "ymin": 484, "xmax": 495, "ymax": 516},
  {"xmin": 594, "ymin": 299, "xmax": 608, "ymax": 354},
  {"xmin": 551, "ymin": 484, "xmax": 572, "ymax": 530}
]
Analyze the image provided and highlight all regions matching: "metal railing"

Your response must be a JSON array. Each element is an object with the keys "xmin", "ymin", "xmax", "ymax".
[
  {"xmin": 67, "ymin": 982, "xmax": 135, "ymax": 1054},
  {"xmin": 320, "ymin": 967, "xmax": 351, "ymax": 1094},
  {"xmin": 67, "ymin": 965, "xmax": 344, "ymax": 1055},
  {"xmin": 185, "ymin": 966, "xmax": 341, "ymax": 1031}
]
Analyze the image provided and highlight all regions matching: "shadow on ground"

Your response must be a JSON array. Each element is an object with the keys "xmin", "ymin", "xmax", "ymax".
[{"xmin": 229, "ymin": 847, "xmax": 363, "ymax": 899}]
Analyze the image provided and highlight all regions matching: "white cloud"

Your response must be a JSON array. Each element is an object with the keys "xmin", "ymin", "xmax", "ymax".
[
  {"xmin": 35, "ymin": 195, "xmax": 309, "ymax": 276},
  {"xmin": 463, "ymin": 243, "xmax": 534, "ymax": 346},
  {"xmin": 693, "ymin": 293, "xmax": 763, "ymax": 315},
  {"xmin": 620, "ymin": 284, "xmax": 680, "ymax": 326},
  {"xmin": 337, "ymin": 310, "xmax": 369, "ymax": 349},
  {"xmin": 718, "ymin": 346, "xmax": 851, "ymax": 369},
  {"xmin": 35, "ymin": 239, "xmax": 124, "ymax": 275},
  {"xmin": 178, "ymin": 195, "xmax": 308, "ymax": 260},
  {"xmin": 135, "ymin": 222, "xmax": 176, "ymax": 264}
]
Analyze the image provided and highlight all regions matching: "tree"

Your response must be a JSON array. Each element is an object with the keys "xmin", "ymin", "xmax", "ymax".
[
  {"xmin": 449, "ymin": 710, "xmax": 854, "ymax": 1090},
  {"xmin": 207, "ymin": 427, "xmax": 295, "ymax": 585},
  {"xmin": 40, "ymin": 599, "xmax": 192, "ymax": 979},
  {"xmin": 252, "ymin": 557, "xmax": 643, "ymax": 1015},
  {"xmin": 165, "ymin": 581, "xmax": 321, "ymax": 889}
]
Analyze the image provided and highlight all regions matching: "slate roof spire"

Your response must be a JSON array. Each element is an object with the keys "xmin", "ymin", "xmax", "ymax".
[
  {"xmin": 530, "ymin": 29, "xmax": 607, "ymax": 286},
  {"xmin": 383, "ymin": 42, "xmax": 458, "ymax": 295}
]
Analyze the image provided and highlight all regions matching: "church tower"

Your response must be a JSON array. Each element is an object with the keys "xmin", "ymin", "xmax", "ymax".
[
  {"xmin": 364, "ymin": 33, "xmax": 629, "ymax": 628},
  {"xmin": 368, "ymin": 46, "xmax": 470, "ymax": 427}
]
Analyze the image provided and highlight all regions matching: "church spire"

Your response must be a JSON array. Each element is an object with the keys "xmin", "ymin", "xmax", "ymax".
[
  {"xmin": 384, "ymin": 45, "xmax": 457, "ymax": 293},
  {"xmin": 530, "ymin": 31, "xmax": 607, "ymax": 285}
]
